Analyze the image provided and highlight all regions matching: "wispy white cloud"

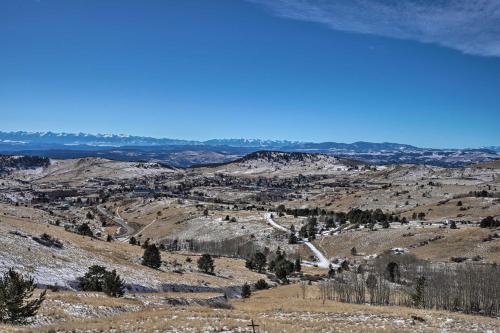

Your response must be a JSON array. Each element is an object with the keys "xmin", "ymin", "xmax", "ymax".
[{"xmin": 248, "ymin": 0, "xmax": 500, "ymax": 57}]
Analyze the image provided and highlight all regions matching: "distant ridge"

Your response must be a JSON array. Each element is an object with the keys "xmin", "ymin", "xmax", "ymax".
[
  {"xmin": 0, "ymin": 130, "xmax": 431, "ymax": 150},
  {"xmin": 0, "ymin": 131, "xmax": 498, "ymax": 168}
]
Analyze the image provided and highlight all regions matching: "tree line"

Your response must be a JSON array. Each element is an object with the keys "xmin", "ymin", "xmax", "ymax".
[{"xmin": 320, "ymin": 260, "xmax": 500, "ymax": 317}]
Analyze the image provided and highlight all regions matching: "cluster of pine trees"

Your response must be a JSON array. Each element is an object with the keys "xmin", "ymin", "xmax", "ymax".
[{"xmin": 78, "ymin": 265, "xmax": 125, "ymax": 297}]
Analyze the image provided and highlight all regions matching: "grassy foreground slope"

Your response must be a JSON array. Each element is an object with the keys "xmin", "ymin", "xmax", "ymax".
[{"xmin": 2, "ymin": 284, "xmax": 499, "ymax": 332}]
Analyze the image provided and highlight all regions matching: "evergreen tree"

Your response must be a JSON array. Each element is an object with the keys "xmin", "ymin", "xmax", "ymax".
[
  {"xmin": 480, "ymin": 216, "xmax": 500, "ymax": 228},
  {"xmin": 245, "ymin": 258, "xmax": 255, "ymax": 270},
  {"xmin": 79, "ymin": 266, "xmax": 125, "ymax": 298},
  {"xmin": 129, "ymin": 236, "xmax": 137, "ymax": 245},
  {"xmin": 79, "ymin": 265, "xmax": 107, "ymax": 292},
  {"xmin": 241, "ymin": 282, "xmax": 251, "ymax": 298},
  {"xmin": 197, "ymin": 254, "xmax": 214, "ymax": 274},
  {"xmin": 386, "ymin": 262, "xmax": 400, "ymax": 283},
  {"xmin": 252, "ymin": 252, "xmax": 267, "ymax": 273},
  {"xmin": 142, "ymin": 244, "xmax": 161, "ymax": 269},
  {"xmin": 275, "ymin": 258, "xmax": 294, "ymax": 283},
  {"xmin": 328, "ymin": 265, "xmax": 336, "ymax": 278},
  {"xmin": 77, "ymin": 223, "xmax": 93, "ymax": 237},
  {"xmin": 0, "ymin": 269, "xmax": 46, "ymax": 324},
  {"xmin": 102, "ymin": 270, "xmax": 125, "ymax": 297}
]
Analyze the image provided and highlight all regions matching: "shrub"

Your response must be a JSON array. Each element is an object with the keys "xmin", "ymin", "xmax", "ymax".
[
  {"xmin": 480, "ymin": 216, "xmax": 500, "ymax": 228},
  {"xmin": 254, "ymin": 279, "xmax": 269, "ymax": 290},
  {"xmin": 241, "ymin": 283, "xmax": 251, "ymax": 298},
  {"xmin": 197, "ymin": 254, "xmax": 214, "ymax": 274},
  {"xmin": 33, "ymin": 233, "xmax": 63, "ymax": 249},
  {"xmin": 0, "ymin": 269, "xmax": 46, "ymax": 324}
]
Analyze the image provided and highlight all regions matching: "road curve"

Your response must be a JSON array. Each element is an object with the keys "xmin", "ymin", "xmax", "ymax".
[
  {"xmin": 97, "ymin": 205, "xmax": 135, "ymax": 241},
  {"xmin": 264, "ymin": 213, "xmax": 330, "ymax": 268}
]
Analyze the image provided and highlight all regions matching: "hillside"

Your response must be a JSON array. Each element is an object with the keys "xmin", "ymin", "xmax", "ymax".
[
  {"xmin": 0, "ymin": 152, "xmax": 499, "ymax": 332},
  {"xmin": 199, "ymin": 151, "xmax": 366, "ymax": 177}
]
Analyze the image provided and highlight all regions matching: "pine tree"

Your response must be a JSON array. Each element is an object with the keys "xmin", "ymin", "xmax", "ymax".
[
  {"xmin": 241, "ymin": 282, "xmax": 251, "ymax": 298},
  {"xmin": 245, "ymin": 258, "xmax": 255, "ymax": 270},
  {"xmin": 79, "ymin": 266, "xmax": 125, "ymax": 298},
  {"xmin": 0, "ymin": 269, "xmax": 46, "ymax": 324},
  {"xmin": 197, "ymin": 254, "xmax": 215, "ymax": 274},
  {"xmin": 142, "ymin": 244, "xmax": 162, "ymax": 269},
  {"xmin": 103, "ymin": 270, "xmax": 125, "ymax": 297},
  {"xmin": 77, "ymin": 223, "xmax": 93, "ymax": 237},
  {"xmin": 252, "ymin": 252, "xmax": 267, "ymax": 273},
  {"xmin": 79, "ymin": 265, "xmax": 107, "ymax": 292}
]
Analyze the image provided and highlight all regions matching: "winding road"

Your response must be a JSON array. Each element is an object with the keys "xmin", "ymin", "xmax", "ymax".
[
  {"xmin": 265, "ymin": 213, "xmax": 331, "ymax": 268},
  {"xmin": 97, "ymin": 205, "xmax": 135, "ymax": 241}
]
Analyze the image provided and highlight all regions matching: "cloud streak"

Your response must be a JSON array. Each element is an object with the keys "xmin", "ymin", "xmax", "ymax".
[{"xmin": 248, "ymin": 0, "xmax": 500, "ymax": 57}]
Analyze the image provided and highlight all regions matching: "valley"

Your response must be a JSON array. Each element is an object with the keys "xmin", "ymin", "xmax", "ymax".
[{"xmin": 0, "ymin": 151, "xmax": 499, "ymax": 332}]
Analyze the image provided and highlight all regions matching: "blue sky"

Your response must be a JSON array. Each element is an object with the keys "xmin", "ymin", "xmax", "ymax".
[{"xmin": 1, "ymin": 0, "xmax": 499, "ymax": 148}]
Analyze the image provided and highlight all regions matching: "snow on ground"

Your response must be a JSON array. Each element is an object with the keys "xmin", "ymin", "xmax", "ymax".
[{"xmin": 265, "ymin": 213, "xmax": 331, "ymax": 268}]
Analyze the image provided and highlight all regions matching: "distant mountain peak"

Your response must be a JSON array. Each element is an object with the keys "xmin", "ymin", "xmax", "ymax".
[{"xmin": 0, "ymin": 130, "xmax": 498, "ymax": 168}]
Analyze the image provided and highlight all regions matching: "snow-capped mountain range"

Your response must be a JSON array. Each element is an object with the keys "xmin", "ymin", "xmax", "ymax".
[{"xmin": 0, "ymin": 131, "xmax": 498, "ymax": 167}]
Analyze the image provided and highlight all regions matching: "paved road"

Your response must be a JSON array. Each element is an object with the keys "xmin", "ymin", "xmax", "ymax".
[
  {"xmin": 264, "ymin": 213, "xmax": 330, "ymax": 268},
  {"xmin": 97, "ymin": 205, "xmax": 135, "ymax": 241}
]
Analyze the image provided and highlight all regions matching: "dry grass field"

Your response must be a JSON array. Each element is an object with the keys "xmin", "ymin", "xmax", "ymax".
[
  {"xmin": 2, "ymin": 284, "xmax": 499, "ymax": 333},
  {"xmin": 313, "ymin": 223, "xmax": 500, "ymax": 262},
  {"xmin": 1, "ymin": 155, "xmax": 499, "ymax": 332}
]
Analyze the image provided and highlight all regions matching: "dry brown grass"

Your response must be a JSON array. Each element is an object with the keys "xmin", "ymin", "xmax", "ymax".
[
  {"xmin": 2, "ymin": 284, "xmax": 500, "ymax": 333},
  {"xmin": 0, "ymin": 206, "xmax": 268, "ymax": 288},
  {"xmin": 314, "ymin": 224, "xmax": 500, "ymax": 263}
]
